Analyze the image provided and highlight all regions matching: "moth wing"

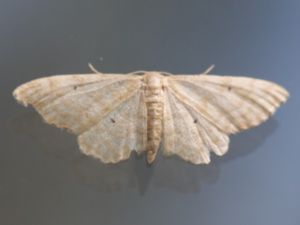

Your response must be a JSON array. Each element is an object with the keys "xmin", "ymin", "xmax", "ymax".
[
  {"xmin": 162, "ymin": 74, "xmax": 288, "ymax": 164},
  {"xmin": 13, "ymin": 74, "xmax": 147, "ymax": 162},
  {"xmin": 78, "ymin": 89, "xmax": 147, "ymax": 163},
  {"xmin": 162, "ymin": 90, "xmax": 210, "ymax": 164},
  {"xmin": 166, "ymin": 74, "xmax": 288, "ymax": 134}
]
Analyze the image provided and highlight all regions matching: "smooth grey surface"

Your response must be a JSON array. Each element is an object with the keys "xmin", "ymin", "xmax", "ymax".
[{"xmin": 0, "ymin": 0, "xmax": 299, "ymax": 225}]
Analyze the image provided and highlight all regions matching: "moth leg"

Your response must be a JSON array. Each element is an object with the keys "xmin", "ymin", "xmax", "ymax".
[
  {"xmin": 201, "ymin": 64, "xmax": 215, "ymax": 75},
  {"xmin": 88, "ymin": 63, "xmax": 102, "ymax": 74}
]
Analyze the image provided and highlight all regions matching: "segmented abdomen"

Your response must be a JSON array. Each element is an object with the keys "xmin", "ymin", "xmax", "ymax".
[{"xmin": 145, "ymin": 92, "xmax": 163, "ymax": 163}]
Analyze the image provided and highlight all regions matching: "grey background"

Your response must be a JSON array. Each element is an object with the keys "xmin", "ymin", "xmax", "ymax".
[{"xmin": 0, "ymin": 0, "xmax": 299, "ymax": 225}]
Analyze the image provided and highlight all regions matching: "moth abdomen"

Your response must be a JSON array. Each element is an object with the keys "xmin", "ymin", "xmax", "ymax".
[{"xmin": 144, "ymin": 73, "xmax": 164, "ymax": 164}]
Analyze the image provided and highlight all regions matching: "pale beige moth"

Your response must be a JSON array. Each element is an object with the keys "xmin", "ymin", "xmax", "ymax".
[{"xmin": 13, "ymin": 65, "xmax": 289, "ymax": 164}]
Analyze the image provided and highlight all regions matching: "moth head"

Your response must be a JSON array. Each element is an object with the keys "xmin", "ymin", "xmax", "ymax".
[{"xmin": 143, "ymin": 72, "xmax": 163, "ymax": 89}]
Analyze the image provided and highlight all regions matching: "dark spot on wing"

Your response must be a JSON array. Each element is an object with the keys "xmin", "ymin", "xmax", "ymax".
[
  {"xmin": 110, "ymin": 118, "xmax": 116, "ymax": 123},
  {"xmin": 194, "ymin": 119, "xmax": 198, "ymax": 123},
  {"xmin": 228, "ymin": 86, "xmax": 232, "ymax": 91},
  {"xmin": 73, "ymin": 85, "xmax": 78, "ymax": 90}
]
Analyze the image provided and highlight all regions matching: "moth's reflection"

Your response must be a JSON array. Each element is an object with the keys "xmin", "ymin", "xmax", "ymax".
[{"xmin": 10, "ymin": 111, "xmax": 278, "ymax": 194}]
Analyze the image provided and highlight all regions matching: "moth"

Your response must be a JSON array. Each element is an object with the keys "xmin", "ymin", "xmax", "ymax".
[{"xmin": 13, "ymin": 65, "xmax": 289, "ymax": 164}]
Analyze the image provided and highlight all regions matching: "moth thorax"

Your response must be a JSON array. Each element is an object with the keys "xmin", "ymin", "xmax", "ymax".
[{"xmin": 144, "ymin": 73, "xmax": 163, "ymax": 89}]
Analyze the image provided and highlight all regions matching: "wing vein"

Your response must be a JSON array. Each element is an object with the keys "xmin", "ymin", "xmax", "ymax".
[
  {"xmin": 194, "ymin": 79, "xmax": 287, "ymax": 106},
  {"xmin": 79, "ymin": 89, "xmax": 140, "ymax": 135},
  {"xmin": 39, "ymin": 77, "xmax": 134, "ymax": 109},
  {"xmin": 174, "ymin": 80, "xmax": 272, "ymax": 122},
  {"xmin": 167, "ymin": 84, "xmax": 240, "ymax": 132}
]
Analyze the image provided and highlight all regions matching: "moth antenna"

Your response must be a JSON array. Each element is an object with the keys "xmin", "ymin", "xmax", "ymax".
[
  {"xmin": 202, "ymin": 64, "xmax": 215, "ymax": 75},
  {"xmin": 88, "ymin": 63, "xmax": 102, "ymax": 74}
]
